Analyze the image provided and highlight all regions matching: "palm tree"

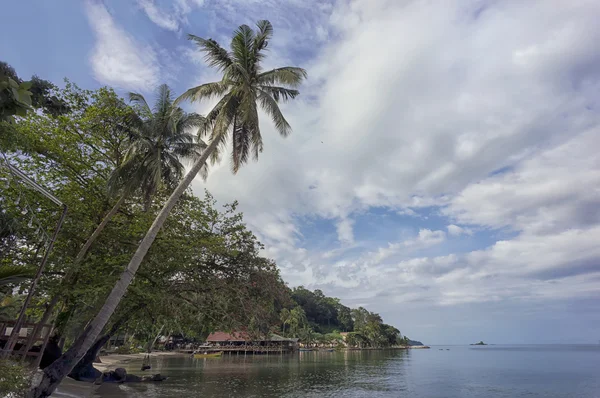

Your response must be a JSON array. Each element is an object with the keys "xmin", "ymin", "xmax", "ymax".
[
  {"xmin": 280, "ymin": 308, "xmax": 290, "ymax": 337},
  {"xmin": 288, "ymin": 306, "xmax": 308, "ymax": 338},
  {"xmin": 30, "ymin": 20, "xmax": 306, "ymax": 398},
  {"xmin": 111, "ymin": 84, "xmax": 208, "ymax": 211},
  {"xmin": 73, "ymin": 84, "xmax": 206, "ymax": 267}
]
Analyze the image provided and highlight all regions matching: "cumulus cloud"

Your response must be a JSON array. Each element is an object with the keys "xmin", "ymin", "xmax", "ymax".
[
  {"xmin": 85, "ymin": 1, "xmax": 160, "ymax": 90},
  {"xmin": 182, "ymin": 0, "xmax": 600, "ymax": 333},
  {"xmin": 447, "ymin": 224, "xmax": 473, "ymax": 237}
]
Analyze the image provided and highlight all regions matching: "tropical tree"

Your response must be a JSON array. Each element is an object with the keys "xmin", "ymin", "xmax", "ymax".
[
  {"xmin": 30, "ymin": 20, "xmax": 306, "ymax": 397},
  {"xmin": 74, "ymin": 84, "xmax": 206, "ymax": 269},
  {"xmin": 280, "ymin": 308, "xmax": 291, "ymax": 337},
  {"xmin": 288, "ymin": 306, "xmax": 308, "ymax": 338}
]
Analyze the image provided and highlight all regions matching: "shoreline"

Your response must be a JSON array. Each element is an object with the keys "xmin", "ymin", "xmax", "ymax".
[
  {"xmin": 48, "ymin": 351, "xmax": 185, "ymax": 397},
  {"xmin": 94, "ymin": 351, "xmax": 186, "ymax": 372}
]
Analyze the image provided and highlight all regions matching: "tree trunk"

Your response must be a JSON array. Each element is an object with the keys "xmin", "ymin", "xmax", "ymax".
[
  {"xmin": 28, "ymin": 138, "xmax": 219, "ymax": 398},
  {"xmin": 69, "ymin": 313, "xmax": 130, "ymax": 381}
]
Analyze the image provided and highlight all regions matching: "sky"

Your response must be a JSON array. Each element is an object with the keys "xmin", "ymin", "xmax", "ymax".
[{"xmin": 2, "ymin": 0, "xmax": 600, "ymax": 345}]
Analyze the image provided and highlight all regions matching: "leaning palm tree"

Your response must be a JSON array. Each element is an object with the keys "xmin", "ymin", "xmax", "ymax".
[{"xmin": 30, "ymin": 20, "xmax": 306, "ymax": 398}]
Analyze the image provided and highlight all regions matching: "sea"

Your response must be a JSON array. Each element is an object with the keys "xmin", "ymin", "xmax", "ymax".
[{"xmin": 86, "ymin": 345, "xmax": 600, "ymax": 397}]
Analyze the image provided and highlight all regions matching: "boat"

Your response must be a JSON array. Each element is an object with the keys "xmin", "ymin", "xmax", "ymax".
[
  {"xmin": 299, "ymin": 348, "xmax": 313, "ymax": 352},
  {"xmin": 192, "ymin": 351, "xmax": 223, "ymax": 358}
]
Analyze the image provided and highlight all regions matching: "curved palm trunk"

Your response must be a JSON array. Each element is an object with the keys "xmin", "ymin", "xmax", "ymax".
[{"xmin": 29, "ymin": 137, "xmax": 219, "ymax": 398}]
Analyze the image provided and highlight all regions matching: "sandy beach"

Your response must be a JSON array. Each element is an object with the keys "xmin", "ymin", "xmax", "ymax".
[
  {"xmin": 93, "ymin": 351, "xmax": 185, "ymax": 372},
  {"xmin": 47, "ymin": 351, "xmax": 185, "ymax": 397}
]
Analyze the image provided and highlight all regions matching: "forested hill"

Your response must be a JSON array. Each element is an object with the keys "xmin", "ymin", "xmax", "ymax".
[{"xmin": 280, "ymin": 286, "xmax": 413, "ymax": 348}]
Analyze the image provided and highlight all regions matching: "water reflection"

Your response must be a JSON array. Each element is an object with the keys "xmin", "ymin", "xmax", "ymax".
[
  {"xmin": 92, "ymin": 346, "xmax": 600, "ymax": 398},
  {"xmin": 94, "ymin": 350, "xmax": 408, "ymax": 398}
]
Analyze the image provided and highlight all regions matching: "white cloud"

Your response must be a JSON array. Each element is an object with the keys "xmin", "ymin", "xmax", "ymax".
[
  {"xmin": 138, "ymin": 0, "xmax": 180, "ymax": 31},
  {"xmin": 447, "ymin": 224, "xmax": 473, "ymax": 237},
  {"xmin": 184, "ymin": 0, "xmax": 600, "ymax": 323},
  {"xmin": 445, "ymin": 129, "xmax": 600, "ymax": 235},
  {"xmin": 336, "ymin": 217, "xmax": 354, "ymax": 244},
  {"xmin": 85, "ymin": 1, "xmax": 160, "ymax": 90}
]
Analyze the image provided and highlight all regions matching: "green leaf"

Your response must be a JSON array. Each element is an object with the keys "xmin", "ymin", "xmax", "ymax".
[
  {"xmin": 17, "ymin": 90, "xmax": 32, "ymax": 106},
  {"xmin": 20, "ymin": 81, "xmax": 33, "ymax": 90}
]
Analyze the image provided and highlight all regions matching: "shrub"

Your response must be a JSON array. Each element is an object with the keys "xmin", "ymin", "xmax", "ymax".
[{"xmin": 0, "ymin": 360, "xmax": 31, "ymax": 398}]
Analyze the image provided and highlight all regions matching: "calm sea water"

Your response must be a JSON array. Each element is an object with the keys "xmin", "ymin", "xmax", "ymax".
[{"xmin": 92, "ymin": 345, "xmax": 600, "ymax": 398}]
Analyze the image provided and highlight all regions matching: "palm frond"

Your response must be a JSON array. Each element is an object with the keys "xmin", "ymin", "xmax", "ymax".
[
  {"xmin": 154, "ymin": 84, "xmax": 173, "ymax": 117},
  {"xmin": 188, "ymin": 34, "xmax": 233, "ymax": 72},
  {"xmin": 248, "ymin": 100, "xmax": 262, "ymax": 161},
  {"xmin": 258, "ymin": 67, "xmax": 307, "ymax": 88},
  {"xmin": 177, "ymin": 113, "xmax": 206, "ymax": 132},
  {"xmin": 230, "ymin": 24, "xmax": 255, "ymax": 69},
  {"xmin": 210, "ymin": 94, "xmax": 239, "ymax": 165},
  {"xmin": 231, "ymin": 116, "xmax": 250, "ymax": 173},
  {"xmin": 175, "ymin": 81, "xmax": 229, "ymax": 105},
  {"xmin": 237, "ymin": 94, "xmax": 262, "ymax": 163},
  {"xmin": 223, "ymin": 63, "xmax": 251, "ymax": 84},
  {"xmin": 253, "ymin": 20, "xmax": 273, "ymax": 56},
  {"xmin": 128, "ymin": 92, "xmax": 152, "ymax": 117},
  {"xmin": 258, "ymin": 90, "xmax": 292, "ymax": 137},
  {"xmin": 0, "ymin": 266, "xmax": 33, "ymax": 287},
  {"xmin": 259, "ymin": 86, "xmax": 300, "ymax": 102}
]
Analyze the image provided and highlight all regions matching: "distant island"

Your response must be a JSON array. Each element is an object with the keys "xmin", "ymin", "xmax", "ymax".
[{"xmin": 470, "ymin": 341, "xmax": 487, "ymax": 346}]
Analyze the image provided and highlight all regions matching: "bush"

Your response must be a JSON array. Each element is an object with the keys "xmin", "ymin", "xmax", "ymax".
[
  {"xmin": 113, "ymin": 346, "xmax": 144, "ymax": 355},
  {"xmin": 0, "ymin": 360, "xmax": 31, "ymax": 398}
]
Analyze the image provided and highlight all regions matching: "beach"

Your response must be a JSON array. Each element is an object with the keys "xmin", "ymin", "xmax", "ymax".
[{"xmin": 49, "ymin": 351, "xmax": 185, "ymax": 397}]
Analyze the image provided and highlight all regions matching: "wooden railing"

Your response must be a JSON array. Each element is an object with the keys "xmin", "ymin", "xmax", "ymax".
[{"xmin": 0, "ymin": 320, "xmax": 53, "ymax": 368}]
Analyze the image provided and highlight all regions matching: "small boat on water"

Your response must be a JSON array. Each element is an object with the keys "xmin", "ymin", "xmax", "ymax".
[
  {"xmin": 299, "ymin": 348, "xmax": 313, "ymax": 352},
  {"xmin": 192, "ymin": 351, "xmax": 223, "ymax": 358}
]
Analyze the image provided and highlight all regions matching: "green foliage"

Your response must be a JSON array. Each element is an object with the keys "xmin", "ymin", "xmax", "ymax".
[
  {"xmin": 0, "ymin": 360, "xmax": 30, "ymax": 397},
  {"xmin": 0, "ymin": 62, "xmax": 69, "ymax": 151},
  {"xmin": 110, "ymin": 84, "xmax": 208, "ymax": 208},
  {"xmin": 1, "ymin": 79, "xmax": 291, "ymax": 348},
  {"xmin": 0, "ymin": 76, "xmax": 32, "ymax": 121},
  {"xmin": 0, "ymin": 265, "xmax": 34, "ymax": 286},
  {"xmin": 284, "ymin": 288, "xmax": 403, "ymax": 348},
  {"xmin": 290, "ymin": 286, "xmax": 353, "ymax": 333}
]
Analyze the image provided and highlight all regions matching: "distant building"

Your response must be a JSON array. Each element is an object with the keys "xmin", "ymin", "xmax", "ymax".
[{"xmin": 205, "ymin": 331, "xmax": 299, "ymax": 353}]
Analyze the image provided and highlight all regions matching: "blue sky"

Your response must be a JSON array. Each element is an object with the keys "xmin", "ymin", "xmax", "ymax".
[{"xmin": 3, "ymin": 0, "xmax": 600, "ymax": 345}]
